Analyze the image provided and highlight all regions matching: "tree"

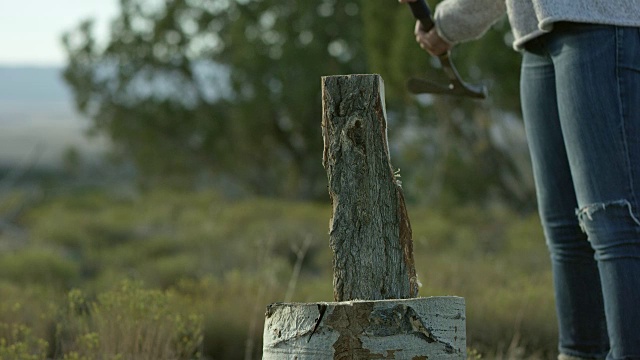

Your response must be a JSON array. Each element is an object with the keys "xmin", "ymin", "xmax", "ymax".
[
  {"xmin": 63, "ymin": 0, "xmax": 366, "ymax": 197},
  {"xmin": 63, "ymin": 0, "xmax": 535, "ymax": 206}
]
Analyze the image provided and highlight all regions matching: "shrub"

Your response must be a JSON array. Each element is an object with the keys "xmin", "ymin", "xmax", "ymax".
[
  {"xmin": 0, "ymin": 249, "xmax": 80, "ymax": 288},
  {"xmin": 0, "ymin": 323, "xmax": 49, "ymax": 360},
  {"xmin": 59, "ymin": 281, "xmax": 203, "ymax": 360}
]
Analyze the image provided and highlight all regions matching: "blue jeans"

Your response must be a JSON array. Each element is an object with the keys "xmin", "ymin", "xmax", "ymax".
[{"xmin": 521, "ymin": 23, "xmax": 640, "ymax": 360}]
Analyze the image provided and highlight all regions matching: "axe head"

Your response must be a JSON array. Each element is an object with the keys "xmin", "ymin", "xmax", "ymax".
[
  {"xmin": 407, "ymin": 76, "xmax": 487, "ymax": 99},
  {"xmin": 407, "ymin": 52, "xmax": 488, "ymax": 100}
]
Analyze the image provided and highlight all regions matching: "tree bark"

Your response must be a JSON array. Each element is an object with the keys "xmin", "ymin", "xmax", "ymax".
[{"xmin": 321, "ymin": 74, "xmax": 418, "ymax": 301}]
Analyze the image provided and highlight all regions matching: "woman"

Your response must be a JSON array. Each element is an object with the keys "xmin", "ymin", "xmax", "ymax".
[{"xmin": 398, "ymin": 0, "xmax": 640, "ymax": 359}]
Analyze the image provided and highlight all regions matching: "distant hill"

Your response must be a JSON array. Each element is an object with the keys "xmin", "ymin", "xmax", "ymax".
[
  {"xmin": 0, "ymin": 66, "xmax": 108, "ymax": 168},
  {"xmin": 0, "ymin": 63, "xmax": 228, "ymax": 169},
  {"xmin": 0, "ymin": 66, "xmax": 72, "ymax": 103}
]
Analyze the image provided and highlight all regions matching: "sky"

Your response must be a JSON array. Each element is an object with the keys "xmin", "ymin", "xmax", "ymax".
[{"xmin": 0, "ymin": 0, "xmax": 119, "ymax": 66}]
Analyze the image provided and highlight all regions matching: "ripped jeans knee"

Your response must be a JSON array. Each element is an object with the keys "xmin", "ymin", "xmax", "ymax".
[{"xmin": 576, "ymin": 199, "xmax": 640, "ymax": 261}]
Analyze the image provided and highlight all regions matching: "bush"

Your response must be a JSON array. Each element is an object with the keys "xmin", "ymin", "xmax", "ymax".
[
  {"xmin": 0, "ymin": 282, "xmax": 59, "ymax": 357},
  {"xmin": 0, "ymin": 249, "xmax": 80, "ymax": 288},
  {"xmin": 0, "ymin": 323, "xmax": 49, "ymax": 360},
  {"xmin": 58, "ymin": 281, "xmax": 203, "ymax": 360}
]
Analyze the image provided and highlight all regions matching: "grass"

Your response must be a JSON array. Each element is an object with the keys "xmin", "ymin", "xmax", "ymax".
[{"xmin": 0, "ymin": 187, "xmax": 558, "ymax": 359}]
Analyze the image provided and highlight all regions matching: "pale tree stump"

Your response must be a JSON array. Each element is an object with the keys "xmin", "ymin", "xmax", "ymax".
[
  {"xmin": 263, "ymin": 298, "xmax": 465, "ymax": 359},
  {"xmin": 263, "ymin": 75, "xmax": 466, "ymax": 359}
]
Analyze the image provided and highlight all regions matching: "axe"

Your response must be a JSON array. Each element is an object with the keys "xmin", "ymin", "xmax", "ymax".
[{"xmin": 406, "ymin": 0, "xmax": 487, "ymax": 99}]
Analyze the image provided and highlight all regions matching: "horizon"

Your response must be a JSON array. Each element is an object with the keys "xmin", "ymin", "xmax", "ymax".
[
  {"xmin": 0, "ymin": 63, "xmax": 106, "ymax": 169},
  {"xmin": 0, "ymin": 63, "xmax": 65, "ymax": 69}
]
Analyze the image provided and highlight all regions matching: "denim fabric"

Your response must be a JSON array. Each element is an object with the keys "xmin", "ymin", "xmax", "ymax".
[{"xmin": 520, "ymin": 23, "xmax": 640, "ymax": 360}]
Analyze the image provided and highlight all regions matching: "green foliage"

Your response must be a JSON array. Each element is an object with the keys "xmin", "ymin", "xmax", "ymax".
[
  {"xmin": 62, "ymin": 0, "xmax": 367, "ymax": 198},
  {"xmin": 0, "ymin": 283, "xmax": 59, "ymax": 356},
  {"xmin": 0, "ymin": 249, "xmax": 80, "ymax": 288},
  {"xmin": 1, "ymin": 188, "xmax": 560, "ymax": 358},
  {"xmin": 0, "ymin": 323, "xmax": 49, "ymax": 360},
  {"xmin": 0, "ymin": 278, "xmax": 204, "ymax": 359}
]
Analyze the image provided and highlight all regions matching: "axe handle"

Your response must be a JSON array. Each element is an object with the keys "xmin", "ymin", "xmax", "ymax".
[{"xmin": 408, "ymin": 0, "xmax": 435, "ymax": 31}]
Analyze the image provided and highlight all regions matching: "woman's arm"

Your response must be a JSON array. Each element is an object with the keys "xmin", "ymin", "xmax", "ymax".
[
  {"xmin": 434, "ymin": 0, "xmax": 506, "ymax": 44},
  {"xmin": 399, "ymin": 0, "xmax": 506, "ymax": 55}
]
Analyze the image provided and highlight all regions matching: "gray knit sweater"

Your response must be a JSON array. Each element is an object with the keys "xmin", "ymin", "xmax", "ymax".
[{"xmin": 433, "ymin": 0, "xmax": 640, "ymax": 50}]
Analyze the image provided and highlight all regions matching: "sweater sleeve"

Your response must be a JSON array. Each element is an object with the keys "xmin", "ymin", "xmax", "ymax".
[{"xmin": 433, "ymin": 0, "xmax": 507, "ymax": 44}]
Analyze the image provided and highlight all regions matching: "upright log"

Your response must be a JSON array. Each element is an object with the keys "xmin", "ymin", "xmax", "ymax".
[
  {"xmin": 321, "ymin": 74, "xmax": 418, "ymax": 301},
  {"xmin": 262, "ymin": 74, "xmax": 466, "ymax": 359}
]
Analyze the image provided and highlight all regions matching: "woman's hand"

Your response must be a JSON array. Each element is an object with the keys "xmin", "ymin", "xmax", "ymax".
[{"xmin": 398, "ymin": 0, "xmax": 453, "ymax": 56}]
